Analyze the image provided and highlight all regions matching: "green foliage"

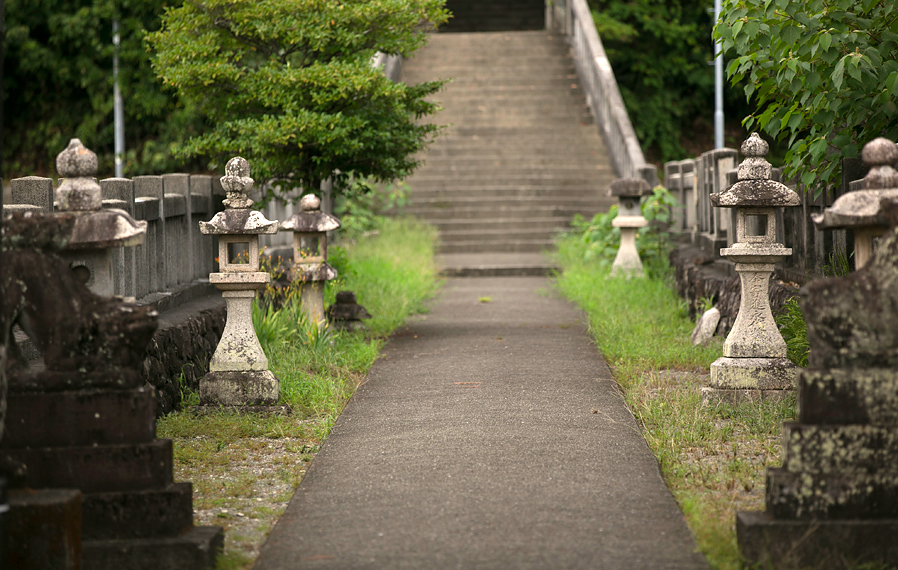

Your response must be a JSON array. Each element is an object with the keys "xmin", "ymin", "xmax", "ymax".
[
  {"xmin": 588, "ymin": 0, "xmax": 735, "ymax": 162},
  {"xmin": 561, "ymin": 185, "xmax": 679, "ymax": 278},
  {"xmin": 823, "ymin": 244, "xmax": 852, "ymax": 277},
  {"xmin": 2, "ymin": 0, "xmax": 208, "ymax": 178},
  {"xmin": 146, "ymin": 0, "xmax": 450, "ymax": 200},
  {"xmin": 334, "ymin": 180, "xmax": 410, "ymax": 237},
  {"xmin": 715, "ymin": 0, "xmax": 898, "ymax": 195},
  {"xmin": 775, "ymin": 296, "xmax": 810, "ymax": 367}
]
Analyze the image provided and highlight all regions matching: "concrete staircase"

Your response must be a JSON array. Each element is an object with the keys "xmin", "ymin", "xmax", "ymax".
[{"xmin": 400, "ymin": 31, "xmax": 617, "ymax": 263}]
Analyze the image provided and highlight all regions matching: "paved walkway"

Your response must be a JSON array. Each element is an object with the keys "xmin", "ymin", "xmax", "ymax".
[{"xmin": 255, "ymin": 276, "xmax": 708, "ymax": 569}]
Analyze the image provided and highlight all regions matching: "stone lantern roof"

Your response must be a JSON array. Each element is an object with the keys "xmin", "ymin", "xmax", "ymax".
[
  {"xmin": 199, "ymin": 157, "xmax": 278, "ymax": 236},
  {"xmin": 280, "ymin": 194, "xmax": 341, "ymax": 233},
  {"xmin": 812, "ymin": 138, "xmax": 898, "ymax": 230},
  {"xmin": 710, "ymin": 133, "xmax": 800, "ymax": 208},
  {"xmin": 56, "ymin": 138, "xmax": 146, "ymax": 249}
]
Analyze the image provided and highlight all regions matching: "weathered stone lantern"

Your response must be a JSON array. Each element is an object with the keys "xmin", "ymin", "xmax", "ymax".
[
  {"xmin": 707, "ymin": 133, "xmax": 800, "ymax": 401},
  {"xmin": 610, "ymin": 177, "xmax": 652, "ymax": 277},
  {"xmin": 55, "ymin": 139, "xmax": 146, "ymax": 297},
  {"xmin": 198, "ymin": 157, "xmax": 280, "ymax": 406},
  {"xmin": 280, "ymin": 194, "xmax": 340, "ymax": 326},
  {"xmin": 326, "ymin": 291, "xmax": 372, "ymax": 331},
  {"xmin": 812, "ymin": 137, "xmax": 898, "ymax": 268}
]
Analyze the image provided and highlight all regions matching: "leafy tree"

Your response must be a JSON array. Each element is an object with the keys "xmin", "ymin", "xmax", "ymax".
[
  {"xmin": 146, "ymin": 0, "xmax": 449, "ymax": 201},
  {"xmin": 589, "ymin": 0, "xmax": 749, "ymax": 163},
  {"xmin": 716, "ymin": 0, "xmax": 898, "ymax": 192},
  {"xmin": 2, "ymin": 0, "xmax": 206, "ymax": 178}
]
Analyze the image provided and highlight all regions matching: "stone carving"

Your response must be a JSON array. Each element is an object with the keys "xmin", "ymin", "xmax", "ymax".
[
  {"xmin": 198, "ymin": 157, "xmax": 281, "ymax": 406},
  {"xmin": 705, "ymin": 133, "xmax": 800, "ymax": 402},
  {"xmin": 738, "ymin": 149, "xmax": 898, "ymax": 567},
  {"xmin": 609, "ymin": 178, "xmax": 651, "ymax": 277},
  {"xmin": 326, "ymin": 291, "xmax": 372, "ymax": 331},
  {"xmin": 280, "ymin": 193, "xmax": 341, "ymax": 325}
]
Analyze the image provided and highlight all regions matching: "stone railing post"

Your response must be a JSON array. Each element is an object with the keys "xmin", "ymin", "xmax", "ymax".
[
  {"xmin": 99, "ymin": 177, "xmax": 137, "ymax": 300},
  {"xmin": 281, "ymin": 194, "xmax": 341, "ymax": 326},
  {"xmin": 133, "ymin": 176, "xmax": 163, "ymax": 298},
  {"xmin": 610, "ymin": 178, "xmax": 651, "ymax": 277},
  {"xmin": 198, "ymin": 157, "xmax": 280, "ymax": 406},
  {"xmin": 705, "ymin": 133, "xmax": 800, "ymax": 403},
  {"xmin": 162, "ymin": 173, "xmax": 190, "ymax": 287}
]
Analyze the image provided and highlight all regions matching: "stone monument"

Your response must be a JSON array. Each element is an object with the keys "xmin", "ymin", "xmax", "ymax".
[
  {"xmin": 326, "ymin": 291, "xmax": 372, "ymax": 332},
  {"xmin": 280, "ymin": 194, "xmax": 340, "ymax": 326},
  {"xmin": 610, "ymin": 177, "xmax": 652, "ymax": 277},
  {"xmin": 705, "ymin": 133, "xmax": 800, "ymax": 403},
  {"xmin": 737, "ymin": 143, "xmax": 898, "ymax": 566},
  {"xmin": 198, "ymin": 157, "xmax": 281, "ymax": 406},
  {"xmin": 0, "ymin": 139, "xmax": 223, "ymax": 569}
]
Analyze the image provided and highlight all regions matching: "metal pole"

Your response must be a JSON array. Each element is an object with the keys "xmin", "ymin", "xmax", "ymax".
[
  {"xmin": 713, "ymin": 0, "xmax": 724, "ymax": 149},
  {"xmin": 113, "ymin": 18, "xmax": 125, "ymax": 178}
]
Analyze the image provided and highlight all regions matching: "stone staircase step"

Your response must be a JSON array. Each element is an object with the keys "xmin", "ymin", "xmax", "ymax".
[{"xmin": 399, "ymin": 30, "xmax": 616, "ymax": 255}]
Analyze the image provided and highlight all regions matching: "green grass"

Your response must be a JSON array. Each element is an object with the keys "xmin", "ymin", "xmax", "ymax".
[
  {"xmin": 554, "ymin": 233, "xmax": 796, "ymax": 570},
  {"xmin": 157, "ymin": 216, "xmax": 441, "ymax": 568}
]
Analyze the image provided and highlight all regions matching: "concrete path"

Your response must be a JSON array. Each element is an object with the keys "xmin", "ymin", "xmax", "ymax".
[{"xmin": 255, "ymin": 276, "xmax": 708, "ymax": 569}]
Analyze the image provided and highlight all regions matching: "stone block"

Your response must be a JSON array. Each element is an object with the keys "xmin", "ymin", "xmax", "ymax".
[
  {"xmin": 81, "ymin": 483, "xmax": 193, "ymax": 540},
  {"xmin": 133, "ymin": 197, "xmax": 160, "ymax": 222},
  {"xmin": 163, "ymin": 194, "xmax": 187, "ymax": 218},
  {"xmin": 799, "ymin": 368, "xmax": 898, "ymax": 425},
  {"xmin": 709, "ymin": 356, "xmax": 797, "ymax": 390},
  {"xmin": 737, "ymin": 510, "xmax": 898, "ymax": 570},
  {"xmin": 1, "ymin": 387, "xmax": 156, "ymax": 449},
  {"xmin": 700, "ymin": 386, "xmax": 794, "ymax": 406},
  {"xmin": 199, "ymin": 370, "xmax": 280, "ymax": 406},
  {"xmin": 82, "ymin": 525, "xmax": 224, "ymax": 570},
  {"xmin": 6, "ymin": 488, "xmax": 82, "ymax": 570},
  {"xmin": 781, "ymin": 422, "xmax": 898, "ymax": 474},
  {"xmin": 7, "ymin": 439, "xmax": 173, "ymax": 493},
  {"xmin": 690, "ymin": 307, "xmax": 720, "ymax": 346},
  {"xmin": 11, "ymin": 176, "xmax": 55, "ymax": 212},
  {"xmin": 766, "ymin": 467, "xmax": 898, "ymax": 519},
  {"xmin": 100, "ymin": 178, "xmax": 134, "ymax": 212}
]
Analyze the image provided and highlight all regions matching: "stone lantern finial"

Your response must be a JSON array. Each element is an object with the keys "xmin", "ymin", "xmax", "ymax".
[
  {"xmin": 220, "ymin": 156, "xmax": 255, "ymax": 210},
  {"xmin": 737, "ymin": 132, "xmax": 772, "ymax": 181},
  {"xmin": 861, "ymin": 137, "xmax": 898, "ymax": 190},
  {"xmin": 300, "ymin": 194, "xmax": 321, "ymax": 212},
  {"xmin": 56, "ymin": 138, "xmax": 102, "ymax": 211}
]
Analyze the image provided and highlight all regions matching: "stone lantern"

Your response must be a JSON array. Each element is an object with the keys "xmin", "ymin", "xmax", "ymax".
[
  {"xmin": 812, "ymin": 138, "xmax": 898, "ymax": 268},
  {"xmin": 280, "ymin": 194, "xmax": 340, "ymax": 326},
  {"xmin": 610, "ymin": 177, "xmax": 652, "ymax": 277},
  {"xmin": 707, "ymin": 133, "xmax": 800, "ymax": 401},
  {"xmin": 198, "ymin": 157, "xmax": 280, "ymax": 406},
  {"xmin": 55, "ymin": 139, "xmax": 146, "ymax": 297}
]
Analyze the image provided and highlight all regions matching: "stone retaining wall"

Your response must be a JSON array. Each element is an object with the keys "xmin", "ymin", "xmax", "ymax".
[
  {"xmin": 670, "ymin": 245, "xmax": 798, "ymax": 337},
  {"xmin": 142, "ymin": 303, "xmax": 226, "ymax": 416}
]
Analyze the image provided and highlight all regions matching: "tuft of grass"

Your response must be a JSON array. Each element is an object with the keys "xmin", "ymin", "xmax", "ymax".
[
  {"xmin": 775, "ymin": 296, "xmax": 810, "ymax": 367},
  {"xmin": 158, "ymin": 217, "xmax": 440, "ymax": 569},
  {"xmin": 554, "ymin": 231, "xmax": 796, "ymax": 570}
]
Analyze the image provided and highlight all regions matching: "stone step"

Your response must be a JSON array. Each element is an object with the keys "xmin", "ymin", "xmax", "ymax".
[
  {"xmin": 766, "ymin": 467, "xmax": 898, "ymax": 520},
  {"xmin": 409, "ymin": 204, "xmax": 595, "ymax": 220},
  {"xmin": 82, "ymin": 483, "xmax": 194, "ymax": 540},
  {"xmin": 409, "ymin": 196, "xmax": 606, "ymax": 211},
  {"xmin": 419, "ymin": 155, "xmax": 607, "ymax": 168},
  {"xmin": 425, "ymin": 217, "xmax": 585, "ymax": 232},
  {"xmin": 782, "ymin": 423, "xmax": 898, "ymax": 474},
  {"xmin": 409, "ymin": 186, "xmax": 612, "ymax": 200},
  {"xmin": 7, "ymin": 439, "xmax": 173, "ymax": 493},
  {"xmin": 407, "ymin": 171, "xmax": 613, "ymax": 185},
  {"xmin": 439, "ymin": 240, "xmax": 554, "ymax": 254},
  {"xmin": 798, "ymin": 369, "xmax": 898, "ymax": 425},
  {"xmin": 82, "ymin": 525, "xmax": 224, "ymax": 570},
  {"xmin": 1, "ymin": 387, "xmax": 156, "ymax": 449},
  {"xmin": 438, "ymin": 228, "xmax": 565, "ymax": 243}
]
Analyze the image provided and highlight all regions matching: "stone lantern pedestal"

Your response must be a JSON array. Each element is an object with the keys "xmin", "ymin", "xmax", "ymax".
[
  {"xmin": 812, "ymin": 138, "xmax": 898, "ymax": 268},
  {"xmin": 610, "ymin": 178, "xmax": 651, "ymax": 277},
  {"xmin": 198, "ymin": 157, "xmax": 280, "ymax": 406},
  {"xmin": 706, "ymin": 134, "xmax": 800, "ymax": 403},
  {"xmin": 280, "ymin": 194, "xmax": 340, "ymax": 326}
]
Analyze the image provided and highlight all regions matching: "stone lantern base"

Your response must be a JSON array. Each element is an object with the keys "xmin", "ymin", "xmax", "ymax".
[
  {"xmin": 703, "ymin": 356, "xmax": 797, "ymax": 404},
  {"xmin": 199, "ymin": 370, "xmax": 280, "ymax": 406}
]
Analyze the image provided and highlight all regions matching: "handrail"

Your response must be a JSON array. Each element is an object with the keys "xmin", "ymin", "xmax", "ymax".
[{"xmin": 547, "ymin": 0, "xmax": 655, "ymax": 184}]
